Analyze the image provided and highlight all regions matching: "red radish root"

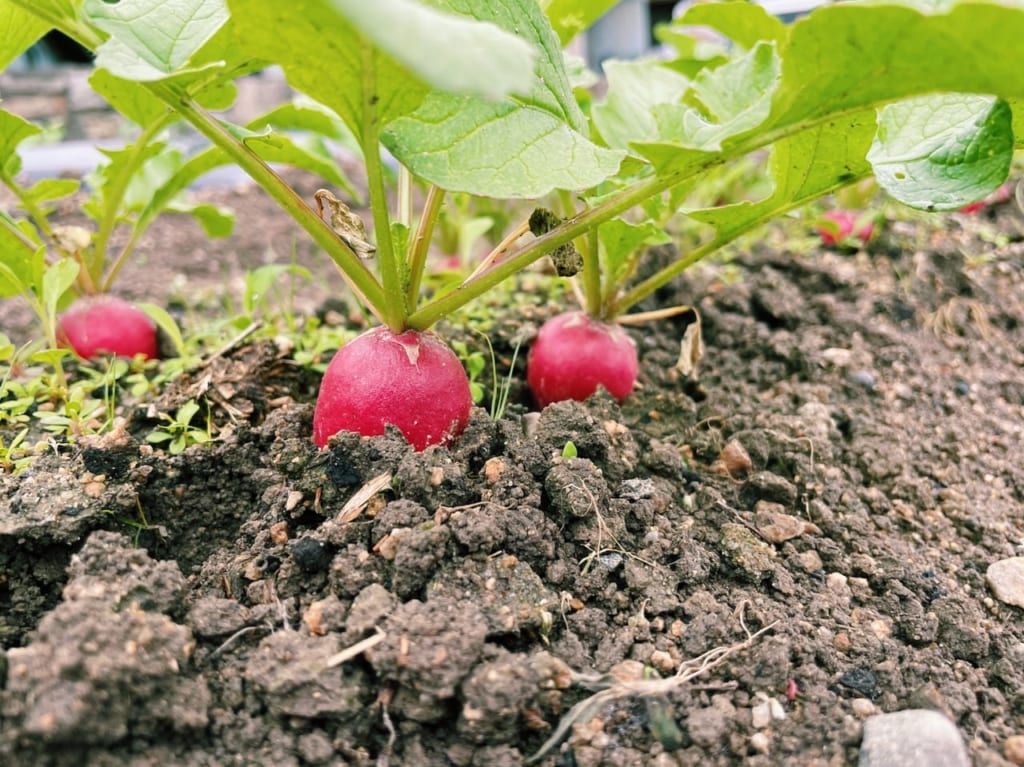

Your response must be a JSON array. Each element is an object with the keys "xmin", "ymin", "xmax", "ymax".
[
  {"xmin": 816, "ymin": 210, "xmax": 874, "ymax": 247},
  {"xmin": 57, "ymin": 295, "xmax": 158, "ymax": 360},
  {"xmin": 313, "ymin": 327, "xmax": 472, "ymax": 451},
  {"xmin": 527, "ymin": 311, "xmax": 638, "ymax": 408}
]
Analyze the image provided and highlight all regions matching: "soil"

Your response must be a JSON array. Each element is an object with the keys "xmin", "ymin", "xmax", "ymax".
[{"xmin": 2, "ymin": 177, "xmax": 1024, "ymax": 767}]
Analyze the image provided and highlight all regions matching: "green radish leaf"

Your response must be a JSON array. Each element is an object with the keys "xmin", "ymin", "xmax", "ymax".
[
  {"xmin": 592, "ymin": 59, "xmax": 690, "ymax": 154},
  {"xmin": 0, "ymin": 109, "xmax": 41, "ymax": 176},
  {"xmin": 0, "ymin": 1, "xmax": 50, "ymax": 70},
  {"xmin": 330, "ymin": 0, "xmax": 536, "ymax": 101},
  {"xmin": 0, "ymin": 211, "xmax": 45, "ymax": 298},
  {"xmin": 242, "ymin": 264, "xmax": 312, "ymax": 316},
  {"xmin": 83, "ymin": 142, "xmax": 167, "ymax": 222},
  {"xmin": 458, "ymin": 217, "xmax": 494, "ymax": 263},
  {"xmin": 169, "ymin": 201, "xmax": 234, "ymax": 238},
  {"xmin": 675, "ymin": 0, "xmax": 787, "ymax": 48},
  {"xmin": 540, "ymin": 0, "xmax": 619, "ymax": 44},
  {"xmin": 384, "ymin": 0, "xmax": 623, "ymax": 196},
  {"xmin": 137, "ymin": 302, "xmax": 185, "ymax": 356},
  {"xmin": 41, "ymin": 258, "xmax": 79, "ymax": 332},
  {"xmin": 227, "ymin": 124, "xmax": 358, "ymax": 196},
  {"xmin": 599, "ymin": 217, "xmax": 671, "ymax": 290},
  {"xmin": 227, "ymin": 0, "xmax": 424, "ymax": 136},
  {"xmin": 84, "ymin": 0, "xmax": 229, "ymax": 81},
  {"xmin": 31, "ymin": 348, "xmax": 73, "ymax": 367},
  {"xmin": 385, "ymin": 96, "xmax": 623, "ymax": 197},
  {"xmin": 227, "ymin": 0, "xmax": 535, "ymax": 144},
  {"xmin": 868, "ymin": 94, "xmax": 1013, "ymax": 211},
  {"xmin": 23, "ymin": 179, "xmax": 81, "ymax": 206},
  {"xmin": 653, "ymin": 41, "xmax": 781, "ymax": 152},
  {"xmin": 688, "ymin": 111, "xmax": 877, "ymax": 241},
  {"xmin": 252, "ymin": 97, "xmax": 356, "ymax": 146},
  {"xmin": 770, "ymin": 3, "xmax": 1024, "ymax": 129},
  {"xmin": 0, "ymin": 257, "xmax": 33, "ymax": 299},
  {"xmin": 89, "ymin": 69, "xmax": 171, "ymax": 127}
]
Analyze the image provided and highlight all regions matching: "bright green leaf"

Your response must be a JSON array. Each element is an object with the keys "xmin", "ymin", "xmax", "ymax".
[
  {"xmin": 0, "ymin": 109, "xmax": 41, "ymax": 176},
  {"xmin": 169, "ymin": 201, "xmax": 234, "ymax": 238},
  {"xmin": 771, "ymin": 3, "xmax": 1024, "ymax": 129},
  {"xmin": 675, "ymin": 0, "xmax": 787, "ymax": 48},
  {"xmin": 688, "ymin": 111, "xmax": 877, "ymax": 241},
  {"xmin": 89, "ymin": 69, "xmax": 170, "ymax": 126},
  {"xmin": 0, "ymin": 210, "xmax": 43, "ymax": 298},
  {"xmin": 83, "ymin": 142, "xmax": 168, "ymax": 222},
  {"xmin": 592, "ymin": 59, "xmax": 690, "ymax": 153},
  {"xmin": 84, "ymin": 0, "xmax": 229, "ymax": 81},
  {"xmin": 227, "ymin": 0, "xmax": 426, "ymax": 136},
  {"xmin": 0, "ymin": 1, "xmax": 50, "ymax": 70},
  {"xmin": 137, "ymin": 302, "xmax": 184, "ymax": 356},
  {"xmin": 868, "ymin": 94, "xmax": 1013, "ymax": 211},
  {"xmin": 331, "ymin": 0, "xmax": 536, "ymax": 101},
  {"xmin": 653, "ymin": 41, "xmax": 781, "ymax": 152},
  {"xmin": 598, "ymin": 217, "xmax": 671, "ymax": 289},
  {"xmin": 23, "ymin": 178, "xmax": 81, "ymax": 206},
  {"xmin": 434, "ymin": 0, "xmax": 585, "ymax": 133},
  {"xmin": 384, "ymin": 95, "xmax": 623, "ymax": 197},
  {"xmin": 229, "ymin": 125, "xmax": 358, "ymax": 197},
  {"xmin": 384, "ymin": 0, "xmax": 623, "ymax": 196},
  {"xmin": 41, "ymin": 258, "xmax": 79, "ymax": 332},
  {"xmin": 243, "ymin": 264, "xmax": 311, "ymax": 315},
  {"xmin": 252, "ymin": 97, "xmax": 353, "ymax": 144},
  {"xmin": 541, "ymin": 0, "xmax": 619, "ymax": 44}
]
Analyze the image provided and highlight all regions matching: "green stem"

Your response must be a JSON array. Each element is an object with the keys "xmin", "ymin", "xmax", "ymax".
[
  {"xmin": 406, "ymin": 184, "xmax": 445, "ymax": 307},
  {"xmin": 9, "ymin": 0, "xmax": 102, "ymax": 49},
  {"xmin": 407, "ymin": 168, "xmax": 688, "ymax": 330},
  {"xmin": 610, "ymin": 173, "xmax": 868, "ymax": 316},
  {"xmin": 148, "ymin": 84, "xmax": 388, "ymax": 319},
  {"xmin": 359, "ymin": 45, "xmax": 404, "ymax": 331},
  {"xmin": 397, "ymin": 165, "xmax": 413, "ymax": 229},
  {"xmin": 581, "ymin": 227, "xmax": 602, "ymax": 317},
  {"xmin": 90, "ymin": 112, "xmax": 174, "ymax": 290},
  {"xmin": 100, "ymin": 227, "xmax": 144, "ymax": 293},
  {"xmin": 1, "ymin": 171, "xmax": 55, "ymax": 240}
]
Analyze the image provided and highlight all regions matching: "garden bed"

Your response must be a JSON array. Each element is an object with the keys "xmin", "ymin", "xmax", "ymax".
[{"xmin": 1, "ymin": 181, "xmax": 1023, "ymax": 766}]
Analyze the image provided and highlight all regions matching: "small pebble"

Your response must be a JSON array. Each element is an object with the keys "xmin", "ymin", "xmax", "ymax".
[
  {"xmin": 716, "ymin": 438, "xmax": 753, "ymax": 477},
  {"xmin": 858, "ymin": 709, "xmax": 969, "ymax": 767},
  {"xmin": 851, "ymin": 698, "xmax": 877, "ymax": 718},
  {"xmin": 750, "ymin": 731, "xmax": 771, "ymax": 755},
  {"xmin": 847, "ymin": 370, "xmax": 877, "ymax": 390},
  {"xmin": 798, "ymin": 550, "xmax": 824, "ymax": 573},
  {"xmin": 1005, "ymin": 735, "xmax": 1024, "ymax": 765},
  {"xmin": 986, "ymin": 557, "xmax": 1024, "ymax": 608}
]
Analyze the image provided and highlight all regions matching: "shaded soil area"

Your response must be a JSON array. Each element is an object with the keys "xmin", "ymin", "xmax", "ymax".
[{"xmin": 1, "ymin": 183, "xmax": 1024, "ymax": 766}]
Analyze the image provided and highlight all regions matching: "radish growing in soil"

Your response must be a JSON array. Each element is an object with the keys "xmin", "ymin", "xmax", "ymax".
[
  {"xmin": 528, "ymin": 311, "xmax": 637, "ymax": 408},
  {"xmin": 57, "ymin": 295, "xmax": 158, "ymax": 360},
  {"xmin": 313, "ymin": 327, "xmax": 472, "ymax": 450},
  {"xmin": 13, "ymin": 0, "xmax": 1017, "ymax": 450}
]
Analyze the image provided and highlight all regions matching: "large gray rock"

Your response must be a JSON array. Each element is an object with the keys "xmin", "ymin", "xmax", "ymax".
[{"xmin": 859, "ymin": 709, "xmax": 969, "ymax": 767}]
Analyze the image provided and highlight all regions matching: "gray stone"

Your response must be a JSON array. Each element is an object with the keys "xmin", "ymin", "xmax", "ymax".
[
  {"xmin": 859, "ymin": 709, "xmax": 969, "ymax": 767},
  {"xmin": 986, "ymin": 557, "xmax": 1024, "ymax": 609}
]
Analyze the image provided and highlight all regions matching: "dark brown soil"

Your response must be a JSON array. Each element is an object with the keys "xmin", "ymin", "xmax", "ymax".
[{"xmin": 2, "ymin": 181, "xmax": 1024, "ymax": 767}]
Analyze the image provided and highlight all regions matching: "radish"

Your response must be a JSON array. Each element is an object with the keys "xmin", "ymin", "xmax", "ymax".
[
  {"xmin": 313, "ymin": 326, "xmax": 473, "ymax": 451},
  {"xmin": 816, "ymin": 210, "xmax": 874, "ymax": 247},
  {"xmin": 57, "ymin": 295, "xmax": 158, "ymax": 360},
  {"xmin": 527, "ymin": 311, "xmax": 638, "ymax": 408}
]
